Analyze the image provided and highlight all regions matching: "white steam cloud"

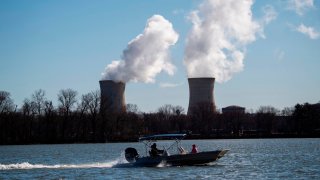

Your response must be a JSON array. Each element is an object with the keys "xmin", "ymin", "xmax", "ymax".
[
  {"xmin": 261, "ymin": 5, "xmax": 277, "ymax": 26},
  {"xmin": 296, "ymin": 23, "xmax": 319, "ymax": 39},
  {"xmin": 102, "ymin": 15, "xmax": 179, "ymax": 83},
  {"xmin": 184, "ymin": 0, "xmax": 275, "ymax": 83},
  {"xmin": 287, "ymin": 0, "xmax": 314, "ymax": 16}
]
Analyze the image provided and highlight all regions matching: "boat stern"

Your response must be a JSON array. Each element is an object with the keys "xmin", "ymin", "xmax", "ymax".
[{"xmin": 217, "ymin": 149, "xmax": 229, "ymax": 159}]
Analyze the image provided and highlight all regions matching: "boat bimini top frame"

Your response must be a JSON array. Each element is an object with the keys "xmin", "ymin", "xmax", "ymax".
[{"xmin": 138, "ymin": 134, "xmax": 187, "ymax": 156}]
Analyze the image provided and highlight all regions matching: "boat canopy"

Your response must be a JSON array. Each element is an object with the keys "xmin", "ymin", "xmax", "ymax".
[{"xmin": 139, "ymin": 134, "xmax": 187, "ymax": 141}]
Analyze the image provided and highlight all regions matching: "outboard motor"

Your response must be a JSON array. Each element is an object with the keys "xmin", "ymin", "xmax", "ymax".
[{"xmin": 125, "ymin": 147, "xmax": 139, "ymax": 163}]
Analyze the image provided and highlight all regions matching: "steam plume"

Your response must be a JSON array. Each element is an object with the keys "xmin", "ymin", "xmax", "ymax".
[
  {"xmin": 287, "ymin": 0, "xmax": 314, "ymax": 16},
  {"xmin": 296, "ymin": 23, "xmax": 319, "ymax": 39},
  {"xmin": 184, "ymin": 0, "xmax": 264, "ymax": 83},
  {"xmin": 102, "ymin": 15, "xmax": 179, "ymax": 83}
]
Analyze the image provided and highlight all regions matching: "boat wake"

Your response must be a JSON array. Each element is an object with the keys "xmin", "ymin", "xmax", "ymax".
[{"xmin": 0, "ymin": 160, "xmax": 124, "ymax": 170}]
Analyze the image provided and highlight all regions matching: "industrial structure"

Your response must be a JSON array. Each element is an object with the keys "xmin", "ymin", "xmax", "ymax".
[
  {"xmin": 99, "ymin": 80, "xmax": 126, "ymax": 114},
  {"xmin": 222, "ymin": 105, "xmax": 245, "ymax": 114},
  {"xmin": 187, "ymin": 77, "xmax": 216, "ymax": 116}
]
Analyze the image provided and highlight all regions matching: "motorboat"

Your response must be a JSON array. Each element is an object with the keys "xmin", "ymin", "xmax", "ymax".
[{"xmin": 122, "ymin": 134, "xmax": 229, "ymax": 167}]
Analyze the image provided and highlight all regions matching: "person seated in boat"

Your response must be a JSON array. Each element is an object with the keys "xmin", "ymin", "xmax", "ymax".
[
  {"xmin": 191, "ymin": 144, "xmax": 198, "ymax": 153},
  {"xmin": 150, "ymin": 143, "xmax": 164, "ymax": 157}
]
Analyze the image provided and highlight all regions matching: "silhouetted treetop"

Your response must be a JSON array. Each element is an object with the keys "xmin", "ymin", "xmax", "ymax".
[
  {"xmin": 58, "ymin": 88, "xmax": 78, "ymax": 116},
  {"xmin": 0, "ymin": 91, "xmax": 15, "ymax": 114}
]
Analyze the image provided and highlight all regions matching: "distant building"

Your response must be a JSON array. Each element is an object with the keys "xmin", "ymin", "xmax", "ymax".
[{"xmin": 222, "ymin": 105, "xmax": 245, "ymax": 114}]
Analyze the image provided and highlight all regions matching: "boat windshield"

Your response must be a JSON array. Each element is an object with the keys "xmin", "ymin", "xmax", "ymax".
[{"xmin": 139, "ymin": 134, "xmax": 187, "ymax": 156}]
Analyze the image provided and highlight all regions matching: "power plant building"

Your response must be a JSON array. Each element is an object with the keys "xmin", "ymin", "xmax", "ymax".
[
  {"xmin": 187, "ymin": 77, "xmax": 216, "ymax": 116},
  {"xmin": 99, "ymin": 80, "xmax": 126, "ymax": 114},
  {"xmin": 222, "ymin": 106, "xmax": 245, "ymax": 114}
]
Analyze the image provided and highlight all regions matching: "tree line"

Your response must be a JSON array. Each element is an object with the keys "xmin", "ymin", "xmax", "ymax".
[{"xmin": 0, "ymin": 89, "xmax": 320, "ymax": 144}]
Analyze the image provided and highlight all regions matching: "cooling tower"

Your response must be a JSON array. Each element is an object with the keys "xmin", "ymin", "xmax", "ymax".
[
  {"xmin": 99, "ymin": 80, "xmax": 126, "ymax": 114},
  {"xmin": 187, "ymin": 77, "xmax": 216, "ymax": 116}
]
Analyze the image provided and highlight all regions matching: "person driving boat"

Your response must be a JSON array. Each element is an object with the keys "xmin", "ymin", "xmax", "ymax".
[{"xmin": 150, "ymin": 143, "xmax": 164, "ymax": 157}]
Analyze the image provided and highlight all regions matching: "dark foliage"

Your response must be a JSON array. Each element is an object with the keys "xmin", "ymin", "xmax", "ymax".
[{"xmin": 0, "ymin": 89, "xmax": 319, "ymax": 144}]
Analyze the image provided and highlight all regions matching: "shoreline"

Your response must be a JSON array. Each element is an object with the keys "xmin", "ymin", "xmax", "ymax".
[{"xmin": 1, "ymin": 134, "xmax": 319, "ymax": 145}]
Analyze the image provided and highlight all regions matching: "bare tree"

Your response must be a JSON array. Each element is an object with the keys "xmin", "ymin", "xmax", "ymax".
[
  {"xmin": 171, "ymin": 105, "xmax": 185, "ymax": 115},
  {"xmin": 87, "ymin": 90, "xmax": 100, "ymax": 138},
  {"xmin": 21, "ymin": 98, "xmax": 38, "ymax": 116},
  {"xmin": 87, "ymin": 90, "xmax": 100, "ymax": 117},
  {"xmin": 190, "ymin": 102, "xmax": 216, "ymax": 134},
  {"xmin": 256, "ymin": 106, "xmax": 279, "ymax": 115},
  {"xmin": 127, "ymin": 103, "xmax": 139, "ymax": 114},
  {"xmin": 281, "ymin": 107, "xmax": 294, "ymax": 116},
  {"xmin": 58, "ymin": 89, "xmax": 78, "ymax": 116},
  {"xmin": 78, "ymin": 93, "xmax": 90, "ymax": 115},
  {"xmin": 30, "ymin": 101, "xmax": 38, "ymax": 115},
  {"xmin": 78, "ymin": 90, "xmax": 100, "ymax": 116},
  {"xmin": 21, "ymin": 98, "xmax": 32, "ymax": 116},
  {"xmin": 32, "ymin": 89, "xmax": 46, "ymax": 115},
  {"xmin": 256, "ymin": 106, "xmax": 279, "ymax": 134},
  {"xmin": 0, "ymin": 91, "xmax": 15, "ymax": 114},
  {"xmin": 44, "ymin": 100, "xmax": 55, "ymax": 116},
  {"xmin": 158, "ymin": 104, "xmax": 185, "ymax": 115},
  {"xmin": 158, "ymin": 104, "xmax": 174, "ymax": 115}
]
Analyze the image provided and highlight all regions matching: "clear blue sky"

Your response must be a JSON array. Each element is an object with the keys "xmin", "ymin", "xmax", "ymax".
[{"xmin": 1, "ymin": 0, "xmax": 319, "ymax": 113}]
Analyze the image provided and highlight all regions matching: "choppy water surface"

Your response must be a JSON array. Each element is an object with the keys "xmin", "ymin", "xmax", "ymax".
[{"xmin": 0, "ymin": 139, "xmax": 319, "ymax": 179}]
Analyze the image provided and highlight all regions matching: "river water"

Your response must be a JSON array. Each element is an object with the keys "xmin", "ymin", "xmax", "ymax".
[{"xmin": 0, "ymin": 139, "xmax": 319, "ymax": 179}]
